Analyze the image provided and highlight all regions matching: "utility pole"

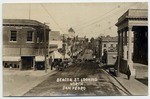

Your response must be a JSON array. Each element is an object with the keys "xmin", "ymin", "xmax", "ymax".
[
  {"xmin": 44, "ymin": 22, "xmax": 49, "ymax": 73},
  {"xmin": 63, "ymin": 34, "xmax": 65, "ymax": 59},
  {"xmin": 44, "ymin": 23, "xmax": 47, "ymax": 73},
  {"xmin": 98, "ymin": 37, "xmax": 101, "ymax": 61},
  {"xmin": 29, "ymin": 4, "xmax": 31, "ymax": 19}
]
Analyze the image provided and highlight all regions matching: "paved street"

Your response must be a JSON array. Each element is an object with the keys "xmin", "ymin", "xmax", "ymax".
[
  {"xmin": 78, "ymin": 49, "xmax": 93, "ymax": 60},
  {"xmin": 24, "ymin": 61, "xmax": 126, "ymax": 96}
]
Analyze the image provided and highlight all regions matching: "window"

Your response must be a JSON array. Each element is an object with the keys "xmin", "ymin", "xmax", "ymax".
[
  {"xmin": 116, "ymin": 44, "xmax": 118, "ymax": 48},
  {"xmin": 111, "ymin": 44, "xmax": 113, "ymax": 47},
  {"xmin": 14, "ymin": 64, "xmax": 17, "ymax": 68},
  {"xmin": 10, "ymin": 30, "xmax": 17, "ymax": 41},
  {"xmin": 104, "ymin": 44, "xmax": 106, "ymax": 47},
  {"xmin": 27, "ymin": 31, "xmax": 34, "ymax": 42}
]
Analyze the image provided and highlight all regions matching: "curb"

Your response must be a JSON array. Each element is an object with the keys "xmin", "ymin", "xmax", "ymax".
[
  {"xmin": 42, "ymin": 69, "xmax": 57, "ymax": 77},
  {"xmin": 102, "ymin": 68, "xmax": 132, "ymax": 95}
]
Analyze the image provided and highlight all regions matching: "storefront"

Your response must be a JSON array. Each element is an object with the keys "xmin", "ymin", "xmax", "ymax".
[
  {"xmin": 35, "ymin": 56, "xmax": 45, "ymax": 70},
  {"xmin": 3, "ymin": 56, "xmax": 21, "ymax": 69}
]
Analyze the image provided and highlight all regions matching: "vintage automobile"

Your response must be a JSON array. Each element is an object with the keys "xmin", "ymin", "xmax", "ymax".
[
  {"xmin": 52, "ymin": 59, "xmax": 65, "ymax": 71},
  {"xmin": 56, "ymin": 62, "xmax": 65, "ymax": 71}
]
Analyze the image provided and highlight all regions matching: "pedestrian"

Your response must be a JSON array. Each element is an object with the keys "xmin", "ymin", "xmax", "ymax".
[
  {"xmin": 51, "ymin": 62, "xmax": 54, "ymax": 70},
  {"xmin": 102, "ymin": 49, "xmax": 107, "ymax": 68},
  {"xmin": 126, "ymin": 66, "xmax": 131, "ymax": 80}
]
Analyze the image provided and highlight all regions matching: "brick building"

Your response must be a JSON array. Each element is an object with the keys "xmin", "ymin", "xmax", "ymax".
[{"xmin": 3, "ymin": 19, "xmax": 50, "ymax": 70}]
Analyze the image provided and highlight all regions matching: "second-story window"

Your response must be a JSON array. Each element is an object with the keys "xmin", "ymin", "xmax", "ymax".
[
  {"xmin": 104, "ymin": 44, "xmax": 106, "ymax": 47},
  {"xmin": 116, "ymin": 44, "xmax": 118, "ymax": 48},
  {"xmin": 27, "ymin": 31, "xmax": 34, "ymax": 42},
  {"xmin": 10, "ymin": 30, "xmax": 17, "ymax": 42},
  {"xmin": 111, "ymin": 44, "xmax": 113, "ymax": 47}
]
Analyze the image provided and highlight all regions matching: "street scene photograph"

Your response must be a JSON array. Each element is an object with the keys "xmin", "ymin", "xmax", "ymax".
[{"xmin": 2, "ymin": 2, "xmax": 148, "ymax": 96}]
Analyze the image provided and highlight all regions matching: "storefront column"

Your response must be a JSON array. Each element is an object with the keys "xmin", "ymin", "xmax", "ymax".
[
  {"xmin": 121, "ymin": 31, "xmax": 124, "ymax": 58},
  {"xmin": 128, "ymin": 27, "xmax": 135, "ymax": 76},
  {"xmin": 19, "ymin": 59, "xmax": 22, "ymax": 70},
  {"xmin": 117, "ymin": 31, "xmax": 121, "ymax": 77},
  {"xmin": 123, "ymin": 30, "xmax": 127, "ymax": 60},
  {"xmin": 33, "ymin": 57, "xmax": 35, "ymax": 71}
]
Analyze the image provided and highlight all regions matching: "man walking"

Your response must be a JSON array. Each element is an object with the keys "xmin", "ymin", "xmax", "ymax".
[
  {"xmin": 127, "ymin": 66, "xmax": 131, "ymax": 80},
  {"xmin": 102, "ymin": 49, "xmax": 107, "ymax": 68}
]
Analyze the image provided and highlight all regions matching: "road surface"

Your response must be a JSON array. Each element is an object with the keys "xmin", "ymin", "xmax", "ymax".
[{"xmin": 24, "ymin": 61, "xmax": 126, "ymax": 96}]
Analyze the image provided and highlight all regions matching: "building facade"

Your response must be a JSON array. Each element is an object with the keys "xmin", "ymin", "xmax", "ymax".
[
  {"xmin": 3, "ymin": 19, "xmax": 50, "ymax": 70},
  {"xmin": 100, "ymin": 36, "xmax": 118, "ymax": 65},
  {"xmin": 116, "ymin": 9, "xmax": 148, "ymax": 77},
  {"xmin": 100, "ymin": 36, "xmax": 118, "ymax": 56},
  {"xmin": 49, "ymin": 31, "xmax": 62, "ymax": 49}
]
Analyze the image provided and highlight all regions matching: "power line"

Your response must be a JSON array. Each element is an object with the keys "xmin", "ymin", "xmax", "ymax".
[
  {"xmin": 72, "ymin": 5, "xmax": 118, "ymax": 28},
  {"xmin": 74, "ymin": 3, "xmax": 131, "ymax": 31},
  {"xmin": 29, "ymin": 4, "xmax": 31, "ymax": 19},
  {"xmin": 91, "ymin": 2, "xmax": 144, "ymax": 35},
  {"xmin": 40, "ymin": 4, "xmax": 66, "ymax": 34},
  {"xmin": 75, "ymin": 3, "xmax": 138, "ymax": 31}
]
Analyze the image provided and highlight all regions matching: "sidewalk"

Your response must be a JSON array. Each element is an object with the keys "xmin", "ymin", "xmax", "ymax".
[
  {"xmin": 3, "ymin": 68, "xmax": 56, "ymax": 77},
  {"xmin": 3, "ymin": 68, "xmax": 57, "ymax": 96},
  {"xmin": 105, "ymin": 69, "xmax": 148, "ymax": 96}
]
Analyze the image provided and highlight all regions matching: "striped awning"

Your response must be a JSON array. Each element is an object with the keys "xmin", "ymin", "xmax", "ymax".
[
  {"xmin": 35, "ymin": 56, "xmax": 45, "ymax": 61},
  {"xmin": 3, "ymin": 56, "xmax": 21, "ymax": 61}
]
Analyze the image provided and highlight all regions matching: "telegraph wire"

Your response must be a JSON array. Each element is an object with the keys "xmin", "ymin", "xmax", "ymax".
[
  {"xmin": 40, "ymin": 4, "xmax": 66, "ymax": 34},
  {"xmin": 77, "ymin": 2, "xmax": 140, "ymax": 35},
  {"xmin": 29, "ymin": 4, "xmax": 31, "ymax": 19},
  {"xmin": 74, "ymin": 2, "xmax": 139, "ymax": 31},
  {"xmin": 72, "ymin": 5, "xmax": 118, "ymax": 28},
  {"xmin": 90, "ymin": 2, "xmax": 144, "ymax": 35}
]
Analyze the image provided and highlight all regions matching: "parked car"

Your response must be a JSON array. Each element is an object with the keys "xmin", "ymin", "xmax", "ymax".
[
  {"xmin": 56, "ymin": 61, "xmax": 65, "ymax": 71},
  {"xmin": 36, "ymin": 62, "xmax": 45, "ymax": 70}
]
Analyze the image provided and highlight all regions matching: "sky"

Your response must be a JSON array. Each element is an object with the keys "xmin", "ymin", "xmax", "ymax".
[{"xmin": 2, "ymin": 2, "xmax": 148, "ymax": 38}]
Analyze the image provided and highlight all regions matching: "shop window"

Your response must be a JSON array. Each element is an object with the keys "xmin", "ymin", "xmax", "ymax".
[
  {"xmin": 14, "ymin": 64, "xmax": 17, "ymax": 68},
  {"xmin": 4, "ymin": 63, "xmax": 8, "ymax": 68},
  {"xmin": 9, "ymin": 64, "xmax": 12, "ymax": 68}
]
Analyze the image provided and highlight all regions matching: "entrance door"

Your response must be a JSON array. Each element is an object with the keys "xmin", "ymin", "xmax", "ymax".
[
  {"xmin": 21, "ymin": 56, "xmax": 33, "ymax": 70},
  {"xmin": 133, "ymin": 26, "xmax": 148, "ymax": 65}
]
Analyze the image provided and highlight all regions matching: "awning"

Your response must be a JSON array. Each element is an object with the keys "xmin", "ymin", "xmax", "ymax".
[
  {"xmin": 52, "ymin": 51, "xmax": 63, "ymax": 59},
  {"xmin": 3, "ymin": 56, "xmax": 21, "ymax": 61},
  {"xmin": 35, "ymin": 56, "xmax": 45, "ymax": 61}
]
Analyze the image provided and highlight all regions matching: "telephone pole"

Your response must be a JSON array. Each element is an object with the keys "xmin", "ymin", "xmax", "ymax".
[
  {"xmin": 44, "ymin": 24, "xmax": 47, "ymax": 73},
  {"xmin": 29, "ymin": 4, "xmax": 31, "ymax": 19},
  {"xmin": 44, "ymin": 22, "xmax": 49, "ymax": 73}
]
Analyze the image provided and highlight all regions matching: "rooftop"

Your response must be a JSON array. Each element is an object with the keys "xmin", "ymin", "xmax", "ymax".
[
  {"xmin": 3, "ymin": 19, "xmax": 50, "ymax": 29},
  {"xmin": 116, "ymin": 9, "xmax": 148, "ymax": 26},
  {"xmin": 101, "ymin": 36, "xmax": 118, "ymax": 42},
  {"xmin": 49, "ymin": 31, "xmax": 61, "ymax": 41},
  {"xmin": 68, "ymin": 27, "xmax": 75, "ymax": 33}
]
